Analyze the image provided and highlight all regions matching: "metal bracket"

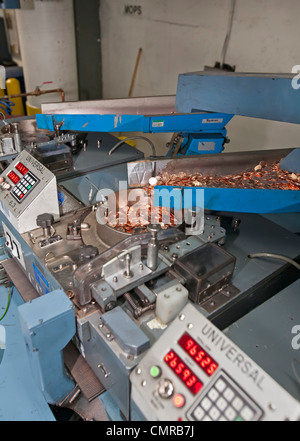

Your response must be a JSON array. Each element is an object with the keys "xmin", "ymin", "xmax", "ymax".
[{"xmin": 102, "ymin": 246, "xmax": 152, "ymax": 291}]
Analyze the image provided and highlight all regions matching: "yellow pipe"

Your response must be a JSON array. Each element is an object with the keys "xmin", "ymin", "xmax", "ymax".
[{"xmin": 6, "ymin": 78, "xmax": 25, "ymax": 116}]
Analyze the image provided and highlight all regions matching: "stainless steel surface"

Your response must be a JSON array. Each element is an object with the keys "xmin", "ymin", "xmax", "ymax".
[
  {"xmin": 63, "ymin": 342, "xmax": 105, "ymax": 402},
  {"xmin": 127, "ymin": 149, "xmax": 294, "ymax": 187},
  {"xmin": 1, "ymin": 259, "xmax": 39, "ymax": 302},
  {"xmin": 143, "ymin": 159, "xmax": 300, "ymax": 191},
  {"xmin": 42, "ymin": 96, "xmax": 177, "ymax": 116}
]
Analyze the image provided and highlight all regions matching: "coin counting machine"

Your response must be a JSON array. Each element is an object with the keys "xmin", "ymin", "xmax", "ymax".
[{"xmin": 0, "ymin": 72, "xmax": 300, "ymax": 421}]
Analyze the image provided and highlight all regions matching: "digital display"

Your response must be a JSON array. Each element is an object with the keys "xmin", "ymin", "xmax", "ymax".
[
  {"xmin": 7, "ymin": 171, "xmax": 20, "ymax": 185},
  {"xmin": 178, "ymin": 333, "xmax": 219, "ymax": 377},
  {"xmin": 15, "ymin": 162, "xmax": 29, "ymax": 176},
  {"xmin": 164, "ymin": 349, "xmax": 203, "ymax": 395}
]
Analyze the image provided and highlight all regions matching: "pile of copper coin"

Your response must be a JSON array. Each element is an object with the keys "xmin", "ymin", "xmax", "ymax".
[
  {"xmin": 146, "ymin": 160, "xmax": 300, "ymax": 191},
  {"xmin": 106, "ymin": 159, "xmax": 299, "ymax": 234},
  {"xmin": 106, "ymin": 190, "xmax": 179, "ymax": 234}
]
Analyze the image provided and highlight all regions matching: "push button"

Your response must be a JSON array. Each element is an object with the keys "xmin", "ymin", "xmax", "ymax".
[
  {"xmin": 150, "ymin": 365, "xmax": 162, "ymax": 379},
  {"xmin": 173, "ymin": 394, "xmax": 185, "ymax": 408}
]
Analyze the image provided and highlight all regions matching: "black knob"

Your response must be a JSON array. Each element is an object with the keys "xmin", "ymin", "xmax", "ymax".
[
  {"xmin": 79, "ymin": 245, "xmax": 99, "ymax": 261},
  {"xmin": 36, "ymin": 213, "xmax": 54, "ymax": 229}
]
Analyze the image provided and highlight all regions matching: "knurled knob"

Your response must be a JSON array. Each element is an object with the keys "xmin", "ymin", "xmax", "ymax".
[
  {"xmin": 36, "ymin": 213, "xmax": 54, "ymax": 229},
  {"xmin": 79, "ymin": 245, "xmax": 99, "ymax": 261}
]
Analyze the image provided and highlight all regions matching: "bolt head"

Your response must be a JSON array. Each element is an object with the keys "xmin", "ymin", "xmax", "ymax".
[{"xmin": 147, "ymin": 224, "xmax": 161, "ymax": 234}]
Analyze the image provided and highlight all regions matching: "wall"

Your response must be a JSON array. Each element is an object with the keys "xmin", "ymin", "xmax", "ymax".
[
  {"xmin": 15, "ymin": 0, "xmax": 78, "ymax": 108},
  {"xmin": 100, "ymin": 0, "xmax": 300, "ymax": 155}
]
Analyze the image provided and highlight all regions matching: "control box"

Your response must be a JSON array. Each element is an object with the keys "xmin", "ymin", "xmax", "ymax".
[
  {"xmin": 0, "ymin": 151, "xmax": 59, "ymax": 233},
  {"xmin": 131, "ymin": 303, "xmax": 300, "ymax": 421}
]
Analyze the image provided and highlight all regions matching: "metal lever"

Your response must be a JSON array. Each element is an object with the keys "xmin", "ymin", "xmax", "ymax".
[
  {"xmin": 123, "ymin": 253, "xmax": 133, "ymax": 279},
  {"xmin": 147, "ymin": 224, "xmax": 161, "ymax": 271}
]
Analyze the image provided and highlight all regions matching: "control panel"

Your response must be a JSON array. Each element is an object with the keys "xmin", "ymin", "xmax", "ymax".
[
  {"xmin": 0, "ymin": 151, "xmax": 60, "ymax": 234},
  {"xmin": 131, "ymin": 303, "xmax": 300, "ymax": 421},
  {"xmin": 8, "ymin": 164, "xmax": 39, "ymax": 203}
]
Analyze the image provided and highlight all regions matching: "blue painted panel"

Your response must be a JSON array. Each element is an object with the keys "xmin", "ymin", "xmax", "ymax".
[
  {"xmin": 0, "ymin": 0, "xmax": 20, "ymax": 9},
  {"xmin": 280, "ymin": 149, "xmax": 300, "ymax": 174},
  {"xmin": 0, "ymin": 287, "xmax": 55, "ymax": 421},
  {"xmin": 18, "ymin": 290, "xmax": 76, "ymax": 405},
  {"xmin": 149, "ymin": 113, "xmax": 233, "ymax": 132},
  {"xmin": 176, "ymin": 72, "xmax": 300, "ymax": 124},
  {"xmin": 32, "ymin": 262, "xmax": 50, "ymax": 294},
  {"xmin": 36, "ymin": 114, "xmax": 150, "ymax": 133},
  {"xmin": 36, "ymin": 112, "xmax": 233, "ymax": 134},
  {"xmin": 154, "ymin": 185, "xmax": 300, "ymax": 214}
]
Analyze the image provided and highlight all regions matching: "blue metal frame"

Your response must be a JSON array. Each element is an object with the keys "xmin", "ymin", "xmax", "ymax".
[
  {"xmin": 0, "ymin": 285, "xmax": 56, "ymax": 421},
  {"xmin": 18, "ymin": 290, "xmax": 76, "ymax": 405},
  {"xmin": 167, "ymin": 130, "xmax": 228, "ymax": 157},
  {"xmin": 0, "ymin": 0, "xmax": 20, "ymax": 9},
  {"xmin": 36, "ymin": 112, "xmax": 234, "ymax": 134},
  {"xmin": 176, "ymin": 72, "xmax": 300, "ymax": 124},
  {"xmin": 36, "ymin": 112, "xmax": 233, "ymax": 157},
  {"xmin": 153, "ymin": 185, "xmax": 300, "ymax": 214}
]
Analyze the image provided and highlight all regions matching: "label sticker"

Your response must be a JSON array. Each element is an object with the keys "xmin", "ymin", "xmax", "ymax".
[
  {"xmin": 2, "ymin": 222, "xmax": 25, "ymax": 269},
  {"xmin": 152, "ymin": 120, "xmax": 165, "ymax": 128},
  {"xmin": 203, "ymin": 118, "xmax": 223, "ymax": 124},
  {"xmin": 32, "ymin": 262, "xmax": 50, "ymax": 294},
  {"xmin": 198, "ymin": 141, "xmax": 216, "ymax": 151}
]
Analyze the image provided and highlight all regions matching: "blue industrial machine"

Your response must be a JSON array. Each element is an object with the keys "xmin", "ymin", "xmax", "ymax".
[
  {"xmin": 36, "ymin": 95, "xmax": 234, "ymax": 157},
  {"xmin": 0, "ymin": 0, "xmax": 20, "ymax": 9},
  {"xmin": 0, "ymin": 72, "xmax": 300, "ymax": 422}
]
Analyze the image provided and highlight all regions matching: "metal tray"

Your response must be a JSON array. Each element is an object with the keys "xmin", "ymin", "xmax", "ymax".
[{"xmin": 127, "ymin": 149, "xmax": 300, "ymax": 213}]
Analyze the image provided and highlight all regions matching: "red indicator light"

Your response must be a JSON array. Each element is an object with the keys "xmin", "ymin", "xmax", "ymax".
[
  {"xmin": 164, "ymin": 350, "xmax": 203, "ymax": 395},
  {"xmin": 15, "ymin": 162, "xmax": 29, "ymax": 176},
  {"xmin": 173, "ymin": 394, "xmax": 185, "ymax": 408},
  {"xmin": 178, "ymin": 333, "xmax": 219, "ymax": 377},
  {"xmin": 7, "ymin": 171, "xmax": 20, "ymax": 185}
]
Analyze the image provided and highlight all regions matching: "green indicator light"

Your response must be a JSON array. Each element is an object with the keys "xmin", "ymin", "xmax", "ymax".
[
  {"xmin": 28, "ymin": 186, "xmax": 31, "ymax": 189},
  {"xmin": 150, "ymin": 366, "xmax": 161, "ymax": 378},
  {"xmin": 235, "ymin": 417, "xmax": 244, "ymax": 421}
]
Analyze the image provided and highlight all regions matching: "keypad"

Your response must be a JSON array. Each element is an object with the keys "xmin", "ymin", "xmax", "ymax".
[
  {"xmin": 189, "ymin": 371, "xmax": 263, "ymax": 421},
  {"xmin": 11, "ymin": 171, "xmax": 39, "ymax": 203}
]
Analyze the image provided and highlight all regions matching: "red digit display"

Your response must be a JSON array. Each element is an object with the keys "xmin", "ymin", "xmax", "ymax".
[
  {"xmin": 7, "ymin": 171, "xmax": 20, "ymax": 185},
  {"xmin": 178, "ymin": 333, "xmax": 219, "ymax": 377},
  {"xmin": 15, "ymin": 162, "xmax": 29, "ymax": 176},
  {"xmin": 164, "ymin": 349, "xmax": 203, "ymax": 395}
]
